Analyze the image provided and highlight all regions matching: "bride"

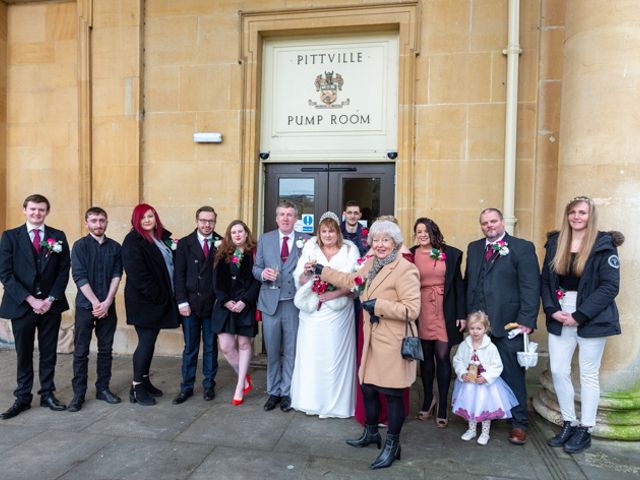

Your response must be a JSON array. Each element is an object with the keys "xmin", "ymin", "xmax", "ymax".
[{"xmin": 291, "ymin": 211, "xmax": 360, "ymax": 418}]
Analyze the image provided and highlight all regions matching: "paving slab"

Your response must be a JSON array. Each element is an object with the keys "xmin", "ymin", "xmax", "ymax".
[
  {"xmin": 189, "ymin": 445, "xmax": 309, "ymax": 480},
  {"xmin": 0, "ymin": 423, "xmax": 43, "ymax": 453},
  {"xmin": 0, "ymin": 429, "xmax": 113, "ymax": 480},
  {"xmin": 57, "ymin": 436, "xmax": 213, "ymax": 480},
  {"xmin": 176, "ymin": 398, "xmax": 294, "ymax": 450}
]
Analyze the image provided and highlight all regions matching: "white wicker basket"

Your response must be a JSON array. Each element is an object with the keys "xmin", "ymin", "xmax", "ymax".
[{"xmin": 517, "ymin": 333, "xmax": 538, "ymax": 370}]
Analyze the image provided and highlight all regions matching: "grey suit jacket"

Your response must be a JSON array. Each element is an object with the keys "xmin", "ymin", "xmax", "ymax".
[{"xmin": 252, "ymin": 230, "xmax": 307, "ymax": 315}]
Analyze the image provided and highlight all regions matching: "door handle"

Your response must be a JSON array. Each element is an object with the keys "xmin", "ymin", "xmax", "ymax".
[
  {"xmin": 300, "ymin": 167, "xmax": 328, "ymax": 172},
  {"xmin": 328, "ymin": 167, "xmax": 357, "ymax": 172}
]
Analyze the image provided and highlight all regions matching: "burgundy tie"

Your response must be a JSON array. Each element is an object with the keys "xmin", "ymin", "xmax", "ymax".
[
  {"xmin": 485, "ymin": 244, "xmax": 493, "ymax": 262},
  {"xmin": 281, "ymin": 236, "xmax": 289, "ymax": 263},
  {"xmin": 33, "ymin": 229, "xmax": 42, "ymax": 254},
  {"xmin": 203, "ymin": 238, "xmax": 209, "ymax": 259}
]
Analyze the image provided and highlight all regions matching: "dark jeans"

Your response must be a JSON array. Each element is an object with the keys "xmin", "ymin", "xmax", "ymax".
[
  {"xmin": 72, "ymin": 307, "xmax": 117, "ymax": 396},
  {"xmin": 133, "ymin": 326, "xmax": 159, "ymax": 382},
  {"xmin": 493, "ymin": 335, "xmax": 529, "ymax": 429},
  {"xmin": 180, "ymin": 313, "xmax": 218, "ymax": 392},
  {"xmin": 11, "ymin": 310, "xmax": 62, "ymax": 402}
]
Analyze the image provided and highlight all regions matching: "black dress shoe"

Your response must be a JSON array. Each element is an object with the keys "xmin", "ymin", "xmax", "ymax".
[
  {"xmin": 40, "ymin": 394, "xmax": 67, "ymax": 411},
  {"xmin": 67, "ymin": 396, "xmax": 84, "ymax": 412},
  {"xmin": 263, "ymin": 395, "xmax": 281, "ymax": 411},
  {"xmin": 96, "ymin": 389, "xmax": 122, "ymax": 404},
  {"xmin": 203, "ymin": 388, "xmax": 216, "ymax": 401},
  {"xmin": 172, "ymin": 391, "xmax": 193, "ymax": 405},
  {"xmin": 280, "ymin": 395, "xmax": 292, "ymax": 412},
  {"xmin": 0, "ymin": 400, "xmax": 31, "ymax": 420}
]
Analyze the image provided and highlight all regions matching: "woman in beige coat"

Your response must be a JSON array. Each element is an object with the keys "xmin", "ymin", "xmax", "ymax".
[{"xmin": 308, "ymin": 220, "xmax": 420, "ymax": 470}]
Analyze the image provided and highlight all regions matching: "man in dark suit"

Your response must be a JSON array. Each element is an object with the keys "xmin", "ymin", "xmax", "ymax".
[
  {"xmin": 253, "ymin": 200, "xmax": 306, "ymax": 412},
  {"xmin": 172, "ymin": 206, "xmax": 221, "ymax": 404},
  {"xmin": 0, "ymin": 194, "xmax": 71, "ymax": 419},
  {"xmin": 465, "ymin": 208, "xmax": 540, "ymax": 444}
]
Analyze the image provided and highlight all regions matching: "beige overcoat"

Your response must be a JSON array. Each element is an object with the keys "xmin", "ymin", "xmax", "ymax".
[{"xmin": 321, "ymin": 254, "xmax": 421, "ymax": 389}]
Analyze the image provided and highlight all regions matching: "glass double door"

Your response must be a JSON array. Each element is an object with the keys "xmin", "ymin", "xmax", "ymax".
[{"xmin": 263, "ymin": 163, "xmax": 395, "ymax": 233}]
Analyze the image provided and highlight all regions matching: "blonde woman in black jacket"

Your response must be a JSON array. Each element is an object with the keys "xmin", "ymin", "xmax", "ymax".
[{"xmin": 541, "ymin": 196, "xmax": 623, "ymax": 454}]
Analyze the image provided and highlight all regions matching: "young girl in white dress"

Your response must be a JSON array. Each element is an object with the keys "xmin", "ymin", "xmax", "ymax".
[{"xmin": 451, "ymin": 311, "xmax": 518, "ymax": 445}]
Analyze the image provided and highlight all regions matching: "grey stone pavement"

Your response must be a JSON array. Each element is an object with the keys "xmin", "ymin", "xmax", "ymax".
[{"xmin": 0, "ymin": 349, "xmax": 638, "ymax": 480}]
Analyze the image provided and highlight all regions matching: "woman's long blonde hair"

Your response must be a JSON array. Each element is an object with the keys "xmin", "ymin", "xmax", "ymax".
[{"xmin": 551, "ymin": 196, "xmax": 598, "ymax": 276}]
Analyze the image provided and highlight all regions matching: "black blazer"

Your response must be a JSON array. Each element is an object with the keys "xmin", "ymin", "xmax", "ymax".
[
  {"xmin": 121, "ymin": 229, "xmax": 179, "ymax": 329},
  {"xmin": 464, "ymin": 232, "xmax": 540, "ymax": 337},
  {"xmin": 410, "ymin": 244, "xmax": 466, "ymax": 346},
  {"xmin": 212, "ymin": 249, "xmax": 260, "ymax": 329},
  {"xmin": 174, "ymin": 229, "xmax": 221, "ymax": 318},
  {"xmin": 0, "ymin": 224, "xmax": 70, "ymax": 319}
]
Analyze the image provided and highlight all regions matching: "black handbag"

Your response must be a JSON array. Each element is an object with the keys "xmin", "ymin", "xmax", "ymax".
[{"xmin": 401, "ymin": 307, "xmax": 423, "ymax": 361}]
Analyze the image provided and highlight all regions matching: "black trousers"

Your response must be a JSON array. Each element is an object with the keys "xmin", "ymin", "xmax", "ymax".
[
  {"xmin": 11, "ymin": 310, "xmax": 62, "ymax": 402},
  {"xmin": 72, "ymin": 307, "xmax": 117, "ymax": 396},
  {"xmin": 492, "ymin": 335, "xmax": 529, "ymax": 429},
  {"xmin": 132, "ymin": 326, "xmax": 159, "ymax": 382}
]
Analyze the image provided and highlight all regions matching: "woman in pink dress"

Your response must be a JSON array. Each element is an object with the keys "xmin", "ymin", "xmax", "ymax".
[{"xmin": 410, "ymin": 217, "xmax": 466, "ymax": 427}]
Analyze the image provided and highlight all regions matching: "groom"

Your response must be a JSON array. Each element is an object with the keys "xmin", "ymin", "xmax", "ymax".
[
  {"xmin": 253, "ymin": 200, "xmax": 306, "ymax": 412},
  {"xmin": 464, "ymin": 208, "xmax": 540, "ymax": 444}
]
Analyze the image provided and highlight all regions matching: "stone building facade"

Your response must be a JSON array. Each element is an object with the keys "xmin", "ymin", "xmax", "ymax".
[{"xmin": 0, "ymin": 0, "xmax": 637, "ymax": 438}]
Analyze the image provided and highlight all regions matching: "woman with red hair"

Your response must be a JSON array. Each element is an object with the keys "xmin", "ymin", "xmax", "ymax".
[{"xmin": 122, "ymin": 204, "xmax": 180, "ymax": 405}]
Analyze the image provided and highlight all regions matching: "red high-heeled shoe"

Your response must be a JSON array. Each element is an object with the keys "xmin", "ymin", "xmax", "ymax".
[
  {"xmin": 243, "ymin": 374, "xmax": 252, "ymax": 396},
  {"xmin": 232, "ymin": 395, "xmax": 244, "ymax": 406}
]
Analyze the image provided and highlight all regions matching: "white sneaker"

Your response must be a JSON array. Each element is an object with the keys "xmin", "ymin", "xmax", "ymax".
[
  {"xmin": 461, "ymin": 428, "xmax": 477, "ymax": 441},
  {"xmin": 477, "ymin": 433, "xmax": 490, "ymax": 445}
]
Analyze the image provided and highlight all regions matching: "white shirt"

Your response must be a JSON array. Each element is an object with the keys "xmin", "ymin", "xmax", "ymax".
[
  {"xmin": 278, "ymin": 229, "xmax": 294, "ymax": 255},
  {"xmin": 26, "ymin": 222, "xmax": 45, "ymax": 243},
  {"xmin": 196, "ymin": 232, "xmax": 212, "ymax": 251}
]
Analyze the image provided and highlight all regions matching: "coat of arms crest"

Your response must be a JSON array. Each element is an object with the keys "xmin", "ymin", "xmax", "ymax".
[{"xmin": 308, "ymin": 71, "xmax": 350, "ymax": 109}]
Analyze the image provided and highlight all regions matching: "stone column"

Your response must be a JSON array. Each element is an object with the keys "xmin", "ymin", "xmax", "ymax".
[{"xmin": 532, "ymin": 0, "xmax": 640, "ymax": 440}]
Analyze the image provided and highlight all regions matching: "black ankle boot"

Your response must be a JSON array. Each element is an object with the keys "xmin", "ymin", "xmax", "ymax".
[
  {"xmin": 142, "ymin": 376, "xmax": 163, "ymax": 397},
  {"xmin": 563, "ymin": 426, "xmax": 591, "ymax": 454},
  {"xmin": 346, "ymin": 424, "xmax": 382, "ymax": 449},
  {"xmin": 129, "ymin": 384, "xmax": 156, "ymax": 406},
  {"xmin": 370, "ymin": 433, "xmax": 401, "ymax": 469},
  {"xmin": 547, "ymin": 421, "xmax": 576, "ymax": 447}
]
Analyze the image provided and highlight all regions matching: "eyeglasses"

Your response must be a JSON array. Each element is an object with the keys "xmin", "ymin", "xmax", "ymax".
[{"xmin": 198, "ymin": 219, "xmax": 216, "ymax": 225}]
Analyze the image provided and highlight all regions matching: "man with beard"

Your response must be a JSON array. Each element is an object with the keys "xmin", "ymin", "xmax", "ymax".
[{"xmin": 68, "ymin": 207, "xmax": 123, "ymax": 411}]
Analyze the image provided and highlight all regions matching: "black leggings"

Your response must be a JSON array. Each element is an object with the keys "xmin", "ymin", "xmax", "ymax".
[
  {"xmin": 420, "ymin": 339, "xmax": 452, "ymax": 419},
  {"xmin": 361, "ymin": 384, "xmax": 405, "ymax": 435},
  {"xmin": 133, "ymin": 326, "xmax": 159, "ymax": 382}
]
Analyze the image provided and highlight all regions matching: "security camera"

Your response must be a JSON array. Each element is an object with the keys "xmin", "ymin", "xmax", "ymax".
[
  {"xmin": 259, "ymin": 152, "xmax": 270, "ymax": 160},
  {"xmin": 387, "ymin": 151, "xmax": 398, "ymax": 160}
]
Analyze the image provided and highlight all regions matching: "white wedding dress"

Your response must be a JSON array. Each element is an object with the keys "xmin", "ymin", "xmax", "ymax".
[{"xmin": 290, "ymin": 238, "xmax": 360, "ymax": 418}]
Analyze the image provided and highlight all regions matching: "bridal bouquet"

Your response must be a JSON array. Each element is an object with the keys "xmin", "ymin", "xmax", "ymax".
[{"xmin": 311, "ymin": 276, "xmax": 335, "ymax": 311}]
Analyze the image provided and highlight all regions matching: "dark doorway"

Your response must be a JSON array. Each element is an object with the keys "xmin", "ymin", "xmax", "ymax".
[{"xmin": 263, "ymin": 163, "xmax": 395, "ymax": 233}]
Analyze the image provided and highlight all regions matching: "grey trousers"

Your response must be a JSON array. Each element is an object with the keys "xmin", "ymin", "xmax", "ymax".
[{"xmin": 262, "ymin": 300, "xmax": 299, "ymax": 397}]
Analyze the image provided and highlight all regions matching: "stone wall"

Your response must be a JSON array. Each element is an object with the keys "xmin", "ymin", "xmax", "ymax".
[{"xmin": 0, "ymin": 0, "xmax": 560, "ymax": 355}]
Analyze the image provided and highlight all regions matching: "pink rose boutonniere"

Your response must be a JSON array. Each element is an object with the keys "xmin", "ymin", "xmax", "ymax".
[
  {"xmin": 41, "ymin": 238, "xmax": 63, "ymax": 256},
  {"xmin": 556, "ymin": 286, "xmax": 567, "ymax": 300},
  {"xmin": 491, "ymin": 239, "xmax": 509, "ymax": 257},
  {"xmin": 231, "ymin": 247, "xmax": 244, "ymax": 267},
  {"xmin": 361, "ymin": 227, "xmax": 369, "ymax": 237}
]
